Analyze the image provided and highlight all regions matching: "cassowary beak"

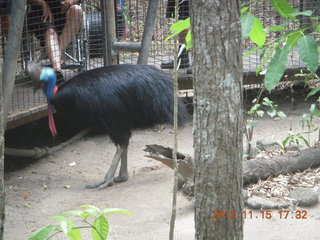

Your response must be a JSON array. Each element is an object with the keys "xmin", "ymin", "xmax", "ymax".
[{"xmin": 27, "ymin": 61, "xmax": 44, "ymax": 91}]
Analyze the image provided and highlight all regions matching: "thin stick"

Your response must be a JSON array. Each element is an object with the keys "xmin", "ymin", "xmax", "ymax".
[{"xmin": 169, "ymin": 1, "xmax": 180, "ymax": 239}]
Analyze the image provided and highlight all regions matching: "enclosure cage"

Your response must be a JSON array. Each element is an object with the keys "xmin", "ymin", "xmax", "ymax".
[{"xmin": 0, "ymin": 0, "xmax": 319, "ymax": 129}]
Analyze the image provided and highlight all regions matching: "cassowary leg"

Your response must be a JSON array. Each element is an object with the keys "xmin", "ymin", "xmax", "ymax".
[
  {"xmin": 114, "ymin": 145, "xmax": 129, "ymax": 183},
  {"xmin": 85, "ymin": 145, "xmax": 124, "ymax": 190}
]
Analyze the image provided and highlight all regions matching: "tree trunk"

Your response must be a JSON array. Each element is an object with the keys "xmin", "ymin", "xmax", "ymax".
[
  {"xmin": 0, "ymin": 62, "xmax": 4, "ymax": 240},
  {"xmin": 1, "ymin": 1, "xmax": 26, "ymax": 238},
  {"xmin": 191, "ymin": 1, "xmax": 243, "ymax": 239},
  {"xmin": 2, "ymin": 0, "xmax": 26, "ymax": 122}
]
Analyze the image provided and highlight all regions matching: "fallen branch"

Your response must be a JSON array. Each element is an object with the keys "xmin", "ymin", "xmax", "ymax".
[
  {"xmin": 5, "ymin": 128, "xmax": 90, "ymax": 159},
  {"xmin": 243, "ymin": 147, "xmax": 320, "ymax": 185},
  {"xmin": 144, "ymin": 144, "xmax": 320, "ymax": 188}
]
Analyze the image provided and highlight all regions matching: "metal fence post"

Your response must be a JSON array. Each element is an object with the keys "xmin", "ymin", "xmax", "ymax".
[{"xmin": 137, "ymin": 0, "xmax": 160, "ymax": 64}]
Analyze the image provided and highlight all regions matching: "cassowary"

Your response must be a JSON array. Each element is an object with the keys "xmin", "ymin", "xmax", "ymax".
[{"xmin": 28, "ymin": 63, "xmax": 189, "ymax": 190}]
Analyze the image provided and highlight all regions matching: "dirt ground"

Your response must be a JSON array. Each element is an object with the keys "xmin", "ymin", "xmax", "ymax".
[{"xmin": 3, "ymin": 87, "xmax": 320, "ymax": 240}]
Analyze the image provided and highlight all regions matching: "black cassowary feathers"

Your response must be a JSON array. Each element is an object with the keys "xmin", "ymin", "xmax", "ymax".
[{"xmin": 51, "ymin": 64, "xmax": 189, "ymax": 146}]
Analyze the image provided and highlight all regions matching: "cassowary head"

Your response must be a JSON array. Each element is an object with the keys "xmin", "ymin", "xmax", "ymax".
[
  {"xmin": 27, "ymin": 61, "xmax": 58, "ymax": 136},
  {"xmin": 27, "ymin": 62, "xmax": 57, "ymax": 97}
]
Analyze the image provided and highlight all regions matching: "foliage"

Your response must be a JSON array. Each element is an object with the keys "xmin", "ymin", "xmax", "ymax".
[
  {"xmin": 245, "ymin": 97, "xmax": 287, "ymax": 155},
  {"xmin": 282, "ymin": 98, "xmax": 320, "ymax": 148},
  {"xmin": 166, "ymin": 0, "xmax": 319, "ymax": 92},
  {"xmin": 28, "ymin": 205, "xmax": 131, "ymax": 240},
  {"xmin": 281, "ymin": 131, "xmax": 310, "ymax": 148},
  {"xmin": 242, "ymin": 0, "xmax": 319, "ymax": 91},
  {"xmin": 165, "ymin": 18, "xmax": 192, "ymax": 51}
]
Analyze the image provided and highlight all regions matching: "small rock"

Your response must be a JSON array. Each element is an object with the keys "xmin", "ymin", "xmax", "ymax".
[
  {"xmin": 256, "ymin": 140, "xmax": 281, "ymax": 152},
  {"xmin": 288, "ymin": 187, "xmax": 319, "ymax": 207},
  {"xmin": 246, "ymin": 196, "xmax": 289, "ymax": 210}
]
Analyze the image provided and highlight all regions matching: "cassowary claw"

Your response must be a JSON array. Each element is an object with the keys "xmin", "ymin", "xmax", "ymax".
[{"xmin": 85, "ymin": 179, "xmax": 114, "ymax": 190}]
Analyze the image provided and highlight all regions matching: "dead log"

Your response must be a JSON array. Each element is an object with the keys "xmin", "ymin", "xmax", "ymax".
[
  {"xmin": 243, "ymin": 147, "xmax": 320, "ymax": 185},
  {"xmin": 144, "ymin": 145, "xmax": 320, "ymax": 187}
]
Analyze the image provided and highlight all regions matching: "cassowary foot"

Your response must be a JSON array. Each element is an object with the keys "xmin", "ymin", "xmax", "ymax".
[
  {"xmin": 114, "ymin": 175, "xmax": 129, "ymax": 183},
  {"xmin": 85, "ymin": 179, "xmax": 114, "ymax": 190}
]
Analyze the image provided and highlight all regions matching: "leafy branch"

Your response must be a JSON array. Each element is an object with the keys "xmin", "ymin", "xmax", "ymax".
[
  {"xmin": 245, "ymin": 97, "xmax": 287, "ymax": 156},
  {"xmin": 166, "ymin": 0, "xmax": 319, "ymax": 92},
  {"xmin": 241, "ymin": 0, "xmax": 319, "ymax": 91},
  {"xmin": 28, "ymin": 205, "xmax": 131, "ymax": 240}
]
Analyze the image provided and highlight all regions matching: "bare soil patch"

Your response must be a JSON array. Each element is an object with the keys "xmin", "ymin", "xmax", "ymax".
[{"xmin": 4, "ymin": 87, "xmax": 320, "ymax": 240}]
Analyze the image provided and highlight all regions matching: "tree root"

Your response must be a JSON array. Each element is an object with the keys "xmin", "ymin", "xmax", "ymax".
[{"xmin": 5, "ymin": 128, "xmax": 90, "ymax": 159}]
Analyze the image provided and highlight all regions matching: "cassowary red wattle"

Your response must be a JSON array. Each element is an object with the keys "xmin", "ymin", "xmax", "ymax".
[{"xmin": 28, "ymin": 63, "xmax": 189, "ymax": 190}]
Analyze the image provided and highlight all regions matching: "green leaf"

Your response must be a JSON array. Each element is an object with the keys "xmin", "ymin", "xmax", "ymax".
[
  {"xmin": 317, "ymin": 24, "xmax": 320, "ymax": 31},
  {"xmin": 306, "ymin": 87, "xmax": 320, "ymax": 99},
  {"xmin": 262, "ymin": 97, "xmax": 273, "ymax": 106},
  {"xmin": 271, "ymin": 0, "xmax": 296, "ymax": 19},
  {"xmin": 310, "ymin": 104, "xmax": 316, "ymax": 113},
  {"xmin": 256, "ymin": 40, "xmax": 284, "ymax": 75},
  {"xmin": 249, "ymin": 17, "xmax": 266, "ymax": 46},
  {"xmin": 259, "ymin": 45, "xmax": 268, "ymax": 60},
  {"xmin": 101, "ymin": 208, "xmax": 132, "ymax": 216},
  {"xmin": 68, "ymin": 228, "xmax": 82, "ymax": 240},
  {"xmin": 297, "ymin": 35, "xmax": 319, "ymax": 73},
  {"xmin": 288, "ymin": 10, "xmax": 313, "ymax": 17},
  {"xmin": 285, "ymin": 30, "xmax": 303, "ymax": 49},
  {"xmin": 277, "ymin": 111, "xmax": 287, "ymax": 119},
  {"xmin": 28, "ymin": 226, "xmax": 56, "ymax": 240},
  {"xmin": 298, "ymin": 134, "xmax": 310, "ymax": 147},
  {"xmin": 241, "ymin": 7, "xmax": 249, "ymax": 14},
  {"xmin": 165, "ymin": 18, "xmax": 190, "ymax": 42},
  {"xmin": 256, "ymin": 110, "xmax": 264, "ymax": 117},
  {"xmin": 92, "ymin": 216, "xmax": 109, "ymax": 240},
  {"xmin": 282, "ymin": 136, "xmax": 290, "ymax": 147},
  {"xmin": 185, "ymin": 31, "xmax": 192, "ymax": 51},
  {"xmin": 248, "ymin": 103, "xmax": 260, "ymax": 113},
  {"xmin": 241, "ymin": 14, "xmax": 254, "ymax": 40},
  {"xmin": 60, "ymin": 219, "xmax": 74, "ymax": 237},
  {"xmin": 267, "ymin": 26, "xmax": 285, "ymax": 32},
  {"xmin": 81, "ymin": 205, "xmax": 101, "ymax": 216},
  {"xmin": 267, "ymin": 109, "xmax": 277, "ymax": 117},
  {"xmin": 264, "ymin": 47, "xmax": 290, "ymax": 91},
  {"xmin": 243, "ymin": 46, "xmax": 262, "ymax": 59}
]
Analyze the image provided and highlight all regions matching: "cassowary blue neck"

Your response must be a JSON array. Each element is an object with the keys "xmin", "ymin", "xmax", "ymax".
[{"xmin": 40, "ymin": 67, "xmax": 56, "ymax": 100}]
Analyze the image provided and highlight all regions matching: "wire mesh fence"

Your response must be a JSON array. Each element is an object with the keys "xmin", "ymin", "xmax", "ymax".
[
  {"xmin": 0, "ymin": 0, "xmax": 319, "ymax": 127},
  {"xmin": 244, "ymin": 0, "xmax": 320, "ymax": 73}
]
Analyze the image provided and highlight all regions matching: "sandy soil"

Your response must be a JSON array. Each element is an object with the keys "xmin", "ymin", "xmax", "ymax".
[{"xmin": 4, "ymin": 89, "xmax": 320, "ymax": 240}]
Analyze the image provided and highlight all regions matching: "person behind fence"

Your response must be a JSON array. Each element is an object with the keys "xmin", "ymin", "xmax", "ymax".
[
  {"xmin": 0, "ymin": 0, "xmax": 12, "ymax": 45},
  {"xmin": 161, "ymin": 0, "xmax": 190, "ymax": 70},
  {"xmin": 27, "ymin": 0, "xmax": 83, "ymax": 80}
]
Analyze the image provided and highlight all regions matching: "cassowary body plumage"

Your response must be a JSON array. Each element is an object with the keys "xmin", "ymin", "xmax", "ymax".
[{"xmin": 28, "ymin": 63, "xmax": 189, "ymax": 190}]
